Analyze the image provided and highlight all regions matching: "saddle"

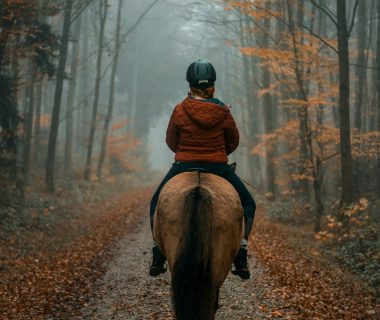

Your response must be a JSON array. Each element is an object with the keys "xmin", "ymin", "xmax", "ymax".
[{"xmin": 185, "ymin": 162, "xmax": 237, "ymax": 173}]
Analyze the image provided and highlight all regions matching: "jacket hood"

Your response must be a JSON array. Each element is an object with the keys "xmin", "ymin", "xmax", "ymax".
[{"xmin": 181, "ymin": 97, "xmax": 229, "ymax": 129}]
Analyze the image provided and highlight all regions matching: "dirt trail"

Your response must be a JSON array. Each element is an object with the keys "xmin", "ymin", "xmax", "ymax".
[
  {"xmin": 82, "ymin": 209, "xmax": 280, "ymax": 320},
  {"xmin": 79, "ymin": 194, "xmax": 378, "ymax": 319}
]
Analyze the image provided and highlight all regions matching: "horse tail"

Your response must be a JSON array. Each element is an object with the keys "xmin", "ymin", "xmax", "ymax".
[{"xmin": 172, "ymin": 185, "xmax": 216, "ymax": 320}]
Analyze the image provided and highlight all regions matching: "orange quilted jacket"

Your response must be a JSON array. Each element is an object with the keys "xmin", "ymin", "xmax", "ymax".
[{"xmin": 166, "ymin": 97, "xmax": 239, "ymax": 163}]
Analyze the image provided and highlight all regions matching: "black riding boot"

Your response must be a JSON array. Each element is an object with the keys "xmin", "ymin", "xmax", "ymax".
[
  {"xmin": 149, "ymin": 245, "xmax": 167, "ymax": 276},
  {"xmin": 232, "ymin": 247, "xmax": 250, "ymax": 279}
]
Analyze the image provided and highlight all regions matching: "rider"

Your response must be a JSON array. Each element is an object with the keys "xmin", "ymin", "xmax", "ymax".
[{"xmin": 149, "ymin": 59, "xmax": 256, "ymax": 280}]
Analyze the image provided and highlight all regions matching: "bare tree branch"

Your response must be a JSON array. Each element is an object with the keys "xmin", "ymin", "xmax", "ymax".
[
  {"xmin": 311, "ymin": 0, "xmax": 338, "ymax": 27},
  {"xmin": 59, "ymin": 56, "xmax": 113, "ymax": 124},
  {"xmin": 70, "ymin": 0, "xmax": 96, "ymax": 24},
  {"xmin": 302, "ymin": 23, "xmax": 339, "ymax": 54},
  {"xmin": 347, "ymin": 0, "xmax": 359, "ymax": 37},
  {"xmin": 120, "ymin": 0, "xmax": 159, "ymax": 42},
  {"xmin": 349, "ymin": 63, "xmax": 380, "ymax": 70}
]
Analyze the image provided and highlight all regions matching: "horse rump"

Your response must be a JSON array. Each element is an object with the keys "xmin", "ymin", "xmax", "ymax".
[{"xmin": 171, "ymin": 185, "xmax": 217, "ymax": 320}]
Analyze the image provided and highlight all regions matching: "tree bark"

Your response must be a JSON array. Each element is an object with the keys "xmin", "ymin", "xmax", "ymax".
[
  {"xmin": 22, "ymin": 64, "xmax": 36, "ymax": 183},
  {"xmin": 33, "ymin": 0, "xmax": 49, "ymax": 166},
  {"xmin": 313, "ymin": 2, "xmax": 327, "ymax": 232},
  {"xmin": 64, "ymin": 16, "xmax": 81, "ymax": 175},
  {"xmin": 353, "ymin": 0, "xmax": 369, "ymax": 196},
  {"xmin": 243, "ymin": 0, "xmax": 263, "ymax": 187},
  {"xmin": 45, "ymin": 0, "xmax": 73, "ymax": 192},
  {"xmin": 376, "ymin": 0, "xmax": 380, "ymax": 196},
  {"xmin": 97, "ymin": 0, "xmax": 122, "ymax": 178},
  {"xmin": 33, "ymin": 81, "xmax": 42, "ymax": 164},
  {"xmin": 353, "ymin": 0, "xmax": 367, "ymax": 131},
  {"xmin": 287, "ymin": 0, "xmax": 311, "ymax": 197},
  {"xmin": 377, "ymin": 1, "xmax": 380, "ymax": 112},
  {"xmin": 84, "ymin": 0, "xmax": 108, "ymax": 181},
  {"xmin": 336, "ymin": 0, "xmax": 353, "ymax": 205},
  {"xmin": 77, "ymin": 7, "xmax": 90, "ymax": 159},
  {"xmin": 262, "ymin": 2, "xmax": 275, "ymax": 196}
]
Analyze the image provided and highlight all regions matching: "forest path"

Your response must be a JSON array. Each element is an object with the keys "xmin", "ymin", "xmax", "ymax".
[
  {"xmin": 2, "ymin": 188, "xmax": 376, "ymax": 318},
  {"xmin": 82, "ymin": 209, "xmax": 278, "ymax": 320}
]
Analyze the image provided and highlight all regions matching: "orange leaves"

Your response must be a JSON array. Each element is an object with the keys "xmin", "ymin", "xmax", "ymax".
[
  {"xmin": 39, "ymin": 113, "xmax": 51, "ymax": 127},
  {"xmin": 226, "ymin": 0, "xmax": 281, "ymax": 19},
  {"xmin": 240, "ymin": 46, "xmax": 294, "ymax": 61},
  {"xmin": 105, "ymin": 117, "xmax": 141, "ymax": 172},
  {"xmin": 0, "ymin": 187, "xmax": 152, "ymax": 318},
  {"xmin": 111, "ymin": 118, "xmax": 129, "ymax": 131},
  {"xmin": 314, "ymin": 198, "xmax": 371, "ymax": 246},
  {"xmin": 314, "ymin": 230, "xmax": 333, "ymax": 241},
  {"xmin": 351, "ymin": 130, "xmax": 380, "ymax": 159},
  {"xmin": 251, "ymin": 214, "xmax": 378, "ymax": 319},
  {"xmin": 108, "ymin": 118, "xmax": 135, "ymax": 146},
  {"xmin": 224, "ymin": 39, "xmax": 234, "ymax": 47}
]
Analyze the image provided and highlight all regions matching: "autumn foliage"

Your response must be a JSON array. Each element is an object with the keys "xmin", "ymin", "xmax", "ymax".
[{"xmin": 0, "ymin": 186, "xmax": 152, "ymax": 318}]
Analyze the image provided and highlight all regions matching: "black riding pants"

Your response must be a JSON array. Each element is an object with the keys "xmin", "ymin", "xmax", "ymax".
[{"xmin": 150, "ymin": 162, "xmax": 256, "ymax": 238}]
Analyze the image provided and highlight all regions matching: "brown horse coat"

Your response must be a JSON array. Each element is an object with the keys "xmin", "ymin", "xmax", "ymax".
[{"xmin": 153, "ymin": 172, "xmax": 244, "ymax": 289}]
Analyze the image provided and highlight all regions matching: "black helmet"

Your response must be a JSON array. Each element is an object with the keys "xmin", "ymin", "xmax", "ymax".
[{"xmin": 186, "ymin": 59, "xmax": 216, "ymax": 89}]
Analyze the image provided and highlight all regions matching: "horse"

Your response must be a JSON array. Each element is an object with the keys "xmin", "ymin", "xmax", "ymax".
[{"xmin": 153, "ymin": 171, "xmax": 244, "ymax": 320}]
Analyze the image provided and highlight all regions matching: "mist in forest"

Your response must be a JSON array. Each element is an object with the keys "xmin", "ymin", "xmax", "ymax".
[
  {"xmin": 1, "ymin": 0, "xmax": 380, "ymax": 230},
  {"xmin": 1, "ymin": 1, "xmax": 380, "ymax": 317}
]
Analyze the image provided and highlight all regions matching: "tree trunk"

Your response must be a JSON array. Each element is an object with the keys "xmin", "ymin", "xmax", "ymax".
[
  {"xmin": 84, "ymin": 0, "xmax": 108, "ymax": 181},
  {"xmin": 352, "ymin": 0, "xmax": 367, "ymax": 196},
  {"xmin": 262, "ymin": 2, "xmax": 275, "ymax": 197},
  {"xmin": 243, "ymin": 1, "xmax": 263, "ymax": 188},
  {"xmin": 377, "ymin": 1, "xmax": 380, "ymax": 114},
  {"xmin": 336, "ymin": 0, "xmax": 353, "ymax": 205},
  {"xmin": 238, "ymin": 4, "xmax": 256, "ymax": 182},
  {"xmin": 97, "ymin": 0, "xmax": 123, "ymax": 178},
  {"xmin": 22, "ymin": 64, "xmax": 36, "ymax": 183},
  {"xmin": 77, "ymin": 7, "xmax": 90, "ymax": 159},
  {"xmin": 376, "ymin": 0, "xmax": 380, "ymax": 196},
  {"xmin": 45, "ymin": 0, "xmax": 73, "ymax": 192},
  {"xmin": 353, "ymin": 0, "xmax": 367, "ymax": 131},
  {"xmin": 287, "ymin": 0, "xmax": 311, "ymax": 197},
  {"xmin": 33, "ymin": 81, "xmax": 42, "ymax": 164},
  {"xmin": 313, "ymin": 2, "xmax": 327, "ymax": 232},
  {"xmin": 64, "ymin": 16, "xmax": 81, "ymax": 176},
  {"xmin": 33, "ymin": 0, "xmax": 49, "ymax": 166}
]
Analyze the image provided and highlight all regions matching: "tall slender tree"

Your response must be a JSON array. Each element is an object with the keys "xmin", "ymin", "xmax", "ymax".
[
  {"xmin": 97, "ymin": 0, "xmax": 123, "ymax": 178},
  {"xmin": 84, "ymin": 0, "xmax": 108, "ymax": 181},
  {"xmin": 336, "ymin": 0, "xmax": 354, "ymax": 205},
  {"xmin": 45, "ymin": 0, "xmax": 74, "ymax": 191},
  {"xmin": 64, "ymin": 16, "xmax": 82, "ymax": 175},
  {"xmin": 376, "ymin": 0, "xmax": 380, "ymax": 195},
  {"xmin": 262, "ymin": 1, "xmax": 275, "ymax": 196}
]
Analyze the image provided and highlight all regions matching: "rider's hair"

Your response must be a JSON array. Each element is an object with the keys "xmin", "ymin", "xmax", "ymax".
[{"xmin": 189, "ymin": 86, "xmax": 214, "ymax": 99}]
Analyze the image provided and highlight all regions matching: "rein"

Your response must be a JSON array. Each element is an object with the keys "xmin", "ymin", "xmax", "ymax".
[
  {"xmin": 229, "ymin": 162, "xmax": 292, "ymax": 215},
  {"xmin": 238, "ymin": 176, "xmax": 292, "ymax": 215}
]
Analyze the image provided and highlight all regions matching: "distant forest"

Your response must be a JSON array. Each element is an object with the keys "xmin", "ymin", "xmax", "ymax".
[{"xmin": 1, "ymin": 0, "xmax": 379, "ymax": 243}]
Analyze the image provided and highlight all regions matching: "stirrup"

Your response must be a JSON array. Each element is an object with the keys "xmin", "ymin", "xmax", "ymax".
[{"xmin": 231, "ymin": 266, "xmax": 250, "ymax": 280}]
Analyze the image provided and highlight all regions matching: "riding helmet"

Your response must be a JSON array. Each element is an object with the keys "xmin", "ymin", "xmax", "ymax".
[{"xmin": 186, "ymin": 59, "xmax": 216, "ymax": 89}]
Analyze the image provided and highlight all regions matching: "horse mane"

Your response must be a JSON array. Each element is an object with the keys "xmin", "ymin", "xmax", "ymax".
[{"xmin": 172, "ymin": 185, "xmax": 216, "ymax": 320}]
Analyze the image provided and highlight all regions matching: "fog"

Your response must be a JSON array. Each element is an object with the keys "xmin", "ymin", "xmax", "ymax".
[
  {"xmin": 116, "ymin": 0, "xmax": 241, "ymax": 170},
  {"xmin": 2, "ymin": 0, "xmax": 379, "ymax": 209}
]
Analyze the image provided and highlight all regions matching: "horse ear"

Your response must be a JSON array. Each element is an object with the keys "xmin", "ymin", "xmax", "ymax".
[{"xmin": 230, "ymin": 162, "xmax": 237, "ymax": 172}]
